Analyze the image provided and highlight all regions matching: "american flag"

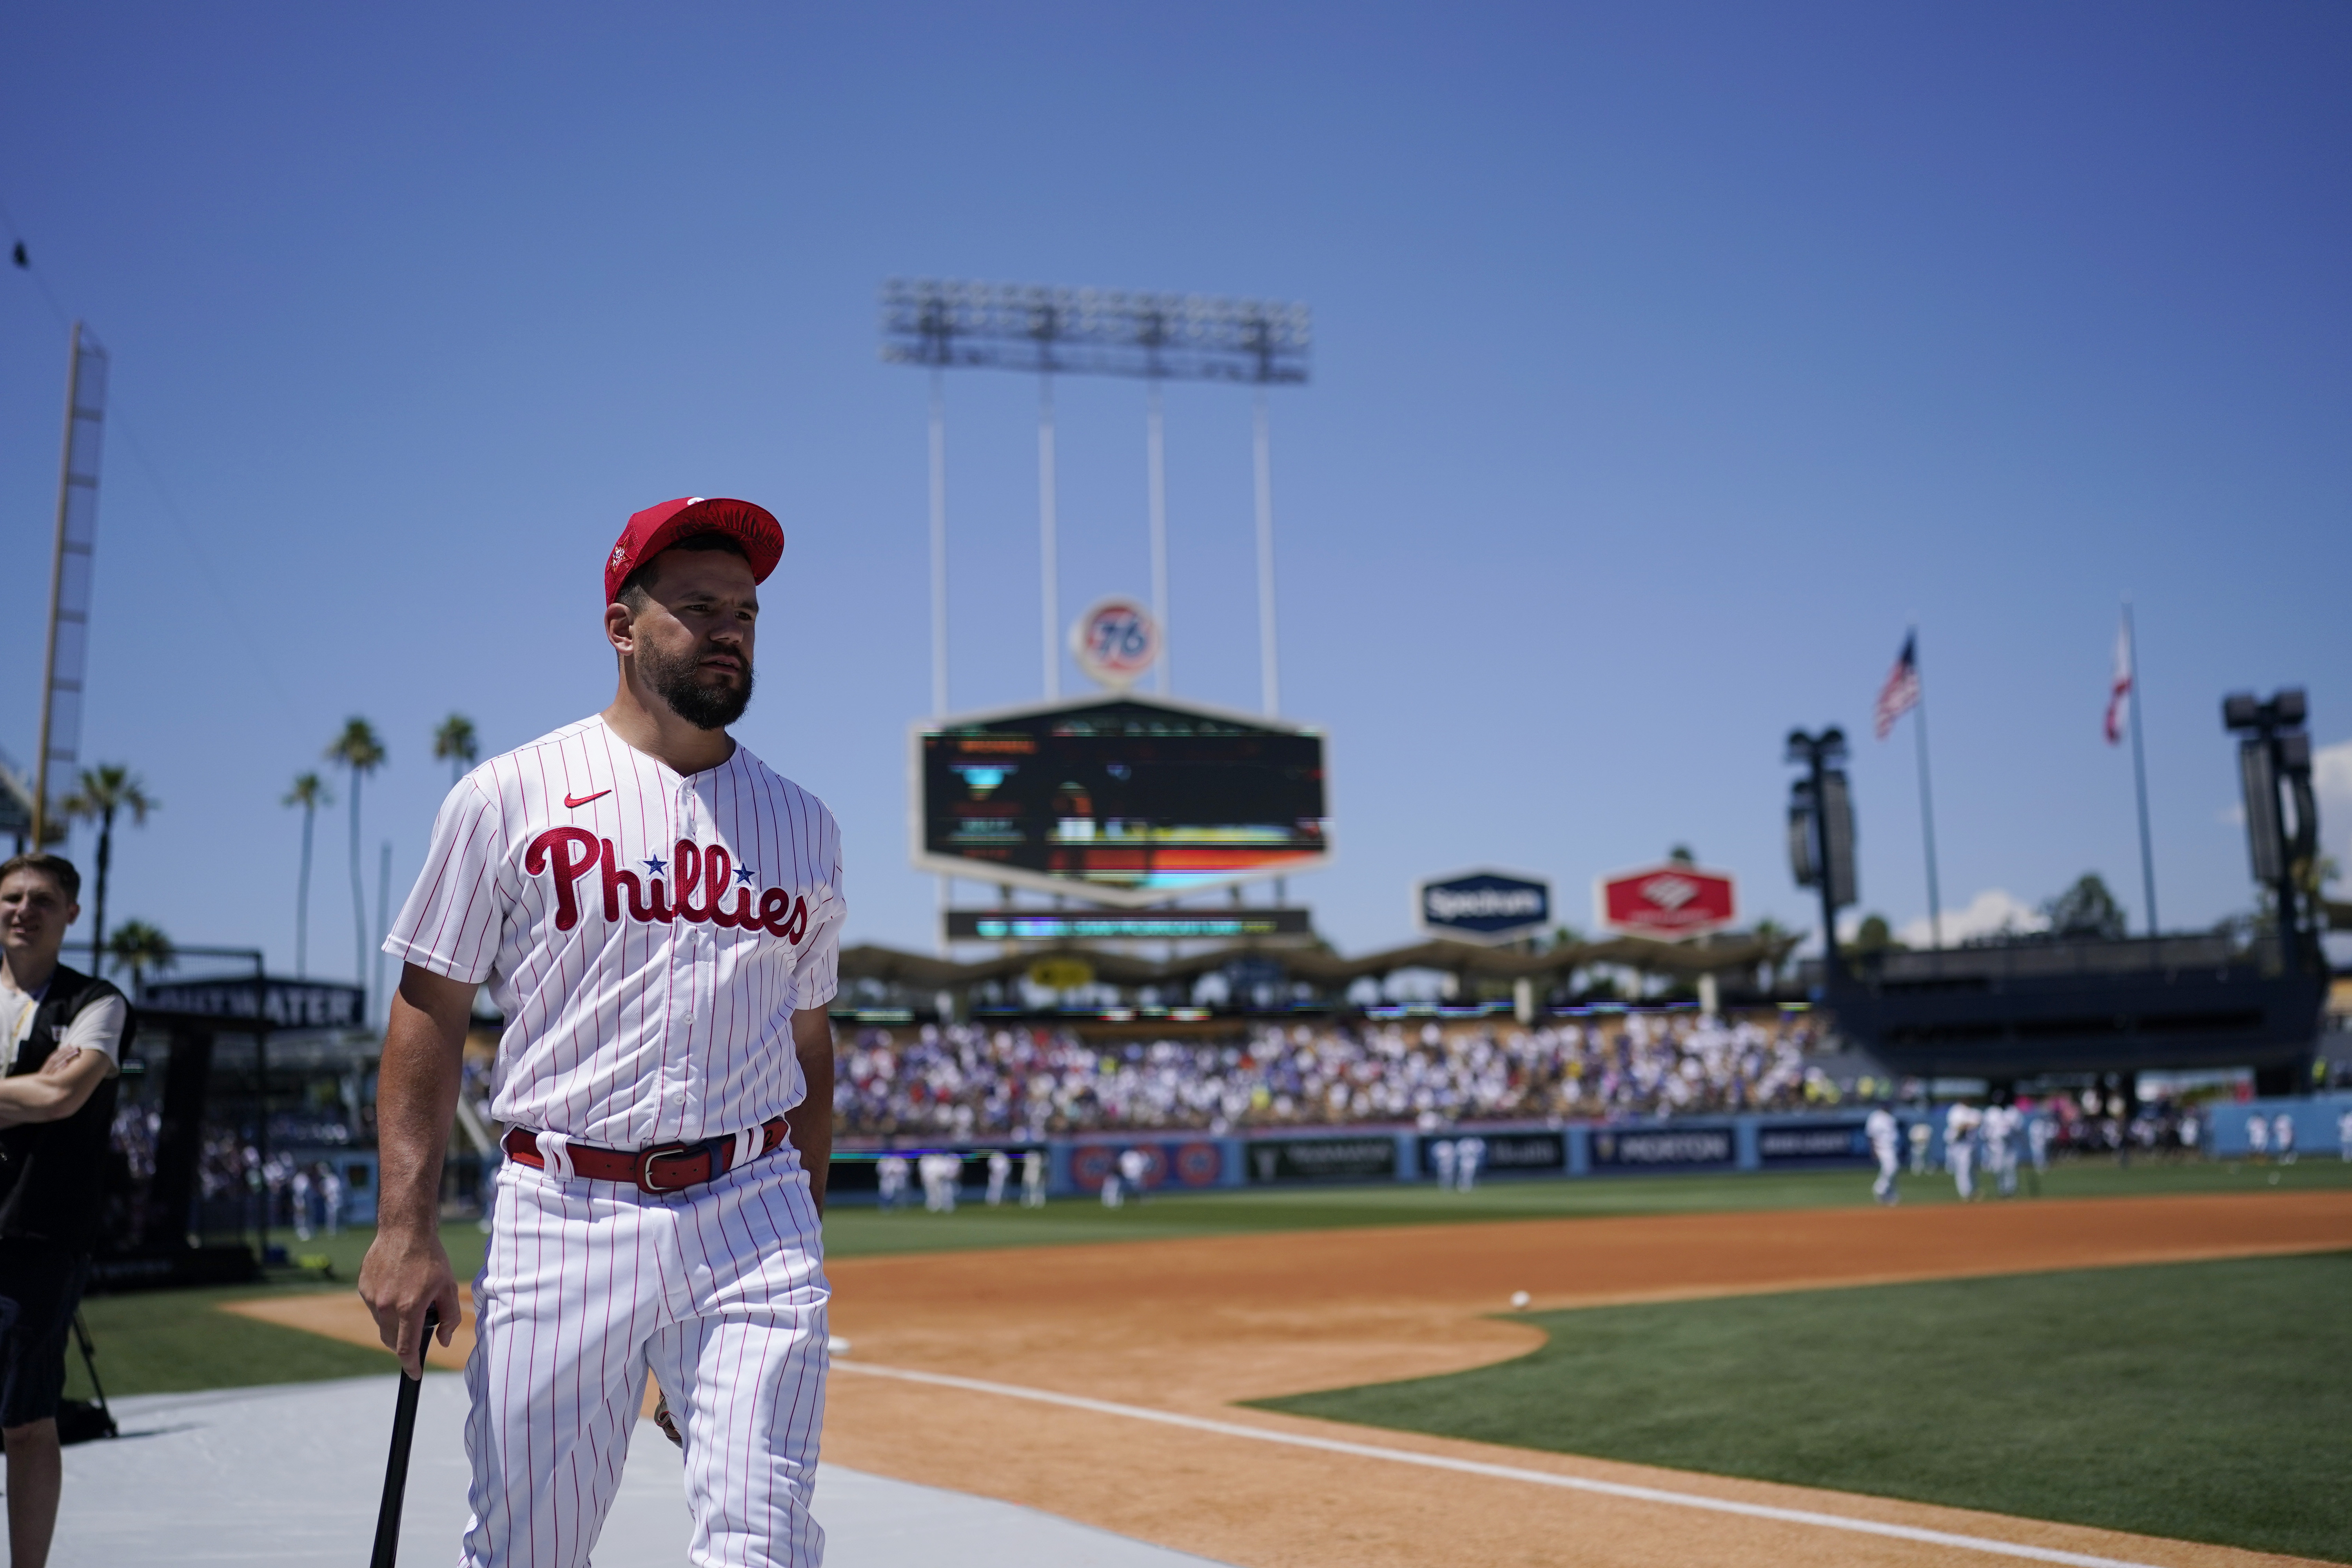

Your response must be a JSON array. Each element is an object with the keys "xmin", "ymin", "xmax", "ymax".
[
  {"xmin": 1874, "ymin": 632, "xmax": 1920, "ymax": 740},
  {"xmin": 2104, "ymin": 614, "xmax": 2132, "ymax": 744}
]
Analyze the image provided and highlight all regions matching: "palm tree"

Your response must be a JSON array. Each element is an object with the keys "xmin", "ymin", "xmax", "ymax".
[
  {"xmin": 62, "ymin": 765, "xmax": 158, "ymax": 975},
  {"xmin": 1750, "ymin": 915, "xmax": 1796, "ymax": 989},
  {"xmin": 283, "ymin": 772, "xmax": 332, "ymax": 977},
  {"xmin": 106, "ymin": 920, "xmax": 175, "ymax": 993},
  {"xmin": 432, "ymin": 713, "xmax": 479, "ymax": 787},
  {"xmin": 325, "ymin": 719, "xmax": 387, "ymax": 995}
]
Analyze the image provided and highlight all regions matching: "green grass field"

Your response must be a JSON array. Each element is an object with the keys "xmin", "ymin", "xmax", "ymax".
[
  {"xmin": 67, "ymin": 1156, "xmax": 2352, "ymax": 1422},
  {"xmin": 71, "ymin": 1284, "xmax": 395, "ymax": 1397},
  {"xmin": 1257, "ymin": 1251, "xmax": 2352, "ymax": 1564},
  {"xmin": 817, "ymin": 1154, "xmax": 2352, "ymax": 1258}
]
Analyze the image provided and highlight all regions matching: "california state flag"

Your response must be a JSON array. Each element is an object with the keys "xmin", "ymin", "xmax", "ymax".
[{"xmin": 2104, "ymin": 615, "xmax": 2132, "ymax": 744}]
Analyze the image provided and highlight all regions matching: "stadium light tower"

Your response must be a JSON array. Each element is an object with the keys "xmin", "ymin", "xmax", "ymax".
[
  {"xmin": 880, "ymin": 281, "xmax": 1311, "ymax": 717},
  {"xmin": 1785, "ymin": 727, "xmax": 1857, "ymax": 987},
  {"xmin": 2222, "ymin": 688, "xmax": 2318, "ymax": 977},
  {"xmin": 30, "ymin": 323, "xmax": 109, "ymax": 848}
]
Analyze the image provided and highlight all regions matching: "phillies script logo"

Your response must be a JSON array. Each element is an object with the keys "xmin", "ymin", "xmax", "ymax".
[{"xmin": 526, "ymin": 828, "xmax": 812, "ymax": 941}]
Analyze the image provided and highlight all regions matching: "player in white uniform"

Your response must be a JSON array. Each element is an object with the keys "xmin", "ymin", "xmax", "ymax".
[
  {"xmin": 985, "ymin": 1149, "xmax": 1011, "ymax": 1207},
  {"xmin": 1429, "ymin": 1140, "xmax": 1457, "ymax": 1189},
  {"xmin": 1020, "ymin": 1148, "xmax": 1047, "ymax": 1207},
  {"xmin": 1982, "ymin": 1104, "xmax": 2018, "ymax": 1198},
  {"xmin": 359, "ymin": 497, "xmax": 843, "ymax": 1568},
  {"xmin": 919, "ymin": 1152, "xmax": 959, "ymax": 1212},
  {"xmin": 2247, "ymin": 1112, "xmax": 2270, "ymax": 1156},
  {"xmin": 1455, "ymin": 1135, "xmax": 1485, "ymax": 1192},
  {"xmin": 2338, "ymin": 1107, "xmax": 2352, "ymax": 1163},
  {"xmin": 875, "ymin": 1153, "xmax": 909, "ymax": 1211},
  {"xmin": 2273, "ymin": 1112, "xmax": 2296, "ymax": 1165},
  {"xmin": 1116, "ymin": 1147, "xmax": 1150, "ymax": 1202},
  {"xmin": 2025, "ymin": 1109, "xmax": 2051, "ymax": 1195},
  {"xmin": 1944, "ymin": 1103, "xmax": 1980, "ymax": 1200},
  {"xmin": 1864, "ymin": 1106, "xmax": 1900, "ymax": 1204}
]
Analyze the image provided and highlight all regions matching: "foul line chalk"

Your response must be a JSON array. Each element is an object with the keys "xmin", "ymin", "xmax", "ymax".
[{"xmin": 833, "ymin": 1359, "xmax": 2167, "ymax": 1568}]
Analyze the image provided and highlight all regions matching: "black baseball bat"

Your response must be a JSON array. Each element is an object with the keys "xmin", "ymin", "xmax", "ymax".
[{"xmin": 368, "ymin": 1303, "xmax": 439, "ymax": 1568}]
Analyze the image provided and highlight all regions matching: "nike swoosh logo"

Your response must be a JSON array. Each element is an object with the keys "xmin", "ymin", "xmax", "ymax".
[{"xmin": 564, "ymin": 790, "xmax": 613, "ymax": 809}]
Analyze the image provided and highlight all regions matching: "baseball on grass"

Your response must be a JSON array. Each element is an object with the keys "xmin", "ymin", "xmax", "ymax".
[{"xmin": 1510, "ymin": 1290, "xmax": 1532, "ymax": 1310}]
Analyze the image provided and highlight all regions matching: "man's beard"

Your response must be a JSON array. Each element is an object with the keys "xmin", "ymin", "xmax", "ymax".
[{"xmin": 641, "ymin": 640, "xmax": 754, "ymax": 730}]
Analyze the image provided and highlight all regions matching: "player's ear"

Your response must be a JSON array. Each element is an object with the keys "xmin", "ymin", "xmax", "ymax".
[{"xmin": 605, "ymin": 601, "xmax": 636, "ymax": 655}]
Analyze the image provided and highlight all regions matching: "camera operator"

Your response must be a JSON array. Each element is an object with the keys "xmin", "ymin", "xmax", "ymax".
[{"xmin": 0, "ymin": 854, "xmax": 129, "ymax": 1568}]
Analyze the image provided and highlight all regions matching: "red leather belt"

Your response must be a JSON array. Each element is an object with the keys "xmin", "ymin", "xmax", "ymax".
[{"xmin": 501, "ymin": 1118, "xmax": 790, "ymax": 1195}]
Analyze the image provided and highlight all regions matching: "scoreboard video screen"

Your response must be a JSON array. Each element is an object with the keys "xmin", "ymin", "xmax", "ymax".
[{"xmin": 914, "ymin": 696, "xmax": 1329, "ymax": 905}]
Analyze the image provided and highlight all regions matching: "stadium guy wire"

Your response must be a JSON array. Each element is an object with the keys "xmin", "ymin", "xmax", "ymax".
[{"xmin": 1, "ymin": 193, "xmax": 310, "ymax": 735}]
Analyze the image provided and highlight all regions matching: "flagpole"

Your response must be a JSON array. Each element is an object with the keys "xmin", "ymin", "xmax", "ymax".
[
  {"xmin": 1912, "ymin": 625, "xmax": 1944, "ymax": 949},
  {"xmin": 2125, "ymin": 597, "xmax": 2159, "ymax": 936}
]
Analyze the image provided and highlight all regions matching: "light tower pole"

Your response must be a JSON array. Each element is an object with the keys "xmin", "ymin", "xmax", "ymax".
[
  {"xmin": 929, "ymin": 367, "xmax": 948, "ymax": 719},
  {"xmin": 880, "ymin": 280, "xmax": 1310, "ymax": 710},
  {"xmin": 1147, "ymin": 376, "xmax": 1170, "ymax": 693},
  {"xmin": 1038, "ymin": 371, "xmax": 1060, "ymax": 700},
  {"xmin": 1786, "ymin": 727, "xmax": 1857, "ymax": 989},
  {"xmin": 31, "ymin": 321, "xmax": 109, "ymax": 848},
  {"xmin": 1254, "ymin": 387, "xmax": 1280, "ymax": 717},
  {"xmin": 2222, "ymin": 689, "xmax": 2317, "ymax": 978}
]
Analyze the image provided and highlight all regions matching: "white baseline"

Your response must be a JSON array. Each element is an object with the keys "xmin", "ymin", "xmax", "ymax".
[{"xmin": 833, "ymin": 1360, "xmax": 2168, "ymax": 1568}]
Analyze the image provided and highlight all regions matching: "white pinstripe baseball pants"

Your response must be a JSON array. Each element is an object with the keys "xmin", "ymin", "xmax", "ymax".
[{"xmin": 460, "ymin": 1146, "xmax": 829, "ymax": 1567}]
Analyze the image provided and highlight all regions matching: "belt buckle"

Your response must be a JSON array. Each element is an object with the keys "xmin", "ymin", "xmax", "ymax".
[{"xmin": 636, "ymin": 1141, "xmax": 708, "ymax": 1195}]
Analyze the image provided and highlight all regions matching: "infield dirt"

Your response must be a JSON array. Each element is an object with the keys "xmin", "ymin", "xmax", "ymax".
[{"xmin": 237, "ymin": 1189, "xmax": 2352, "ymax": 1567}]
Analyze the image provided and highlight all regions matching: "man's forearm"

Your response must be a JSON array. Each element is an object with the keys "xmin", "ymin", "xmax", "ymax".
[
  {"xmin": 786, "ymin": 1012, "xmax": 834, "ymax": 1215},
  {"xmin": 0, "ymin": 1080, "xmax": 67, "ymax": 1127},
  {"xmin": 0, "ymin": 1056, "xmax": 109, "ymax": 1127},
  {"xmin": 374, "ymin": 987, "xmax": 470, "ymax": 1234}
]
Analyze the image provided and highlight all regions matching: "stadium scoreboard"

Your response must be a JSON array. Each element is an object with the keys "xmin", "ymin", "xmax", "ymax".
[{"xmin": 914, "ymin": 695, "xmax": 1328, "ymax": 907}]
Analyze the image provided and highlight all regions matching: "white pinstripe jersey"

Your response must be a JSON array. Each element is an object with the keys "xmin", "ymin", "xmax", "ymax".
[{"xmin": 383, "ymin": 714, "xmax": 845, "ymax": 1149}]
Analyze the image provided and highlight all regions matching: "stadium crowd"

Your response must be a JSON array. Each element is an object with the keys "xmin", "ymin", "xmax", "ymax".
[{"xmin": 832, "ymin": 1009, "xmax": 1829, "ymax": 1137}]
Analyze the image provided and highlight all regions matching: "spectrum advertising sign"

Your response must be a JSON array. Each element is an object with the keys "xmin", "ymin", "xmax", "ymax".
[
  {"xmin": 1595, "ymin": 863, "xmax": 1737, "ymax": 938},
  {"xmin": 1417, "ymin": 869, "xmax": 1552, "ymax": 944}
]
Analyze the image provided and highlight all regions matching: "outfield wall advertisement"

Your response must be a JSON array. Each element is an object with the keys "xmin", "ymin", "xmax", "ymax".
[
  {"xmin": 1249, "ymin": 1136, "xmax": 1398, "ymax": 1183},
  {"xmin": 1066, "ymin": 1139, "xmax": 1228, "ymax": 1192},
  {"xmin": 1416, "ymin": 1132, "xmax": 1565, "ymax": 1178},
  {"xmin": 1588, "ymin": 1126, "xmax": 1736, "ymax": 1170},
  {"xmin": 1755, "ymin": 1121, "xmax": 1873, "ymax": 1164},
  {"xmin": 819, "ymin": 1109, "xmax": 2029, "ymax": 1203}
]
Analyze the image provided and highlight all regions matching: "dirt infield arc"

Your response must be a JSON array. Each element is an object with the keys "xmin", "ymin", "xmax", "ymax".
[{"xmin": 237, "ymin": 1190, "xmax": 2352, "ymax": 1567}]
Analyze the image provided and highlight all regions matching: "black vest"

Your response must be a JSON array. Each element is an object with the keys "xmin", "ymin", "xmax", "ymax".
[{"xmin": 0, "ymin": 965, "xmax": 128, "ymax": 1252}]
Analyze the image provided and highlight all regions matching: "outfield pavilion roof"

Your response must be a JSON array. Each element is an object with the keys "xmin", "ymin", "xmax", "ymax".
[{"xmin": 839, "ymin": 929, "xmax": 1798, "ymax": 995}]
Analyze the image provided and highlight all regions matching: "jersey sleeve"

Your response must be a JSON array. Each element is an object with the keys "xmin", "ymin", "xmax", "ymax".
[
  {"xmin": 383, "ymin": 777, "xmax": 508, "ymax": 984},
  {"xmin": 788, "ymin": 827, "xmax": 845, "ymax": 1012},
  {"xmin": 61, "ymin": 993, "xmax": 126, "ymax": 1065}
]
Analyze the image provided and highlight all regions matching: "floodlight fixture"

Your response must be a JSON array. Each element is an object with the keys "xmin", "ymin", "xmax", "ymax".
[
  {"xmin": 880, "ymin": 279, "xmax": 1310, "ymax": 386},
  {"xmin": 1784, "ymin": 726, "xmax": 1847, "ymax": 767},
  {"xmin": 2222, "ymin": 688, "xmax": 2307, "ymax": 735}
]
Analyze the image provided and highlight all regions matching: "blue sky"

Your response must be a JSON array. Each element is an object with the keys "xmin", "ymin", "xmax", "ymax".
[{"xmin": 2, "ymin": 2, "xmax": 2346, "ymax": 989}]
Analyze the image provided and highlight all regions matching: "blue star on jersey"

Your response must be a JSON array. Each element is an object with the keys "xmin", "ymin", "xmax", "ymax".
[{"xmin": 734, "ymin": 866, "xmax": 757, "ymax": 887}]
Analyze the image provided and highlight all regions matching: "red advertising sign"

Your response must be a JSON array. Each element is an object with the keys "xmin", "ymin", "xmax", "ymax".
[{"xmin": 1597, "ymin": 864, "xmax": 1737, "ymax": 937}]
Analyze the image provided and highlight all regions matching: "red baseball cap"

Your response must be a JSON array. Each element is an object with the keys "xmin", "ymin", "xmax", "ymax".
[{"xmin": 604, "ymin": 497, "xmax": 785, "ymax": 605}]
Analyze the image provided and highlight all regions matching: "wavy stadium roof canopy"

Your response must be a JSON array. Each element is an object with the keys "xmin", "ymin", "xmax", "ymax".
[{"xmin": 838, "ymin": 929, "xmax": 1798, "ymax": 996}]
